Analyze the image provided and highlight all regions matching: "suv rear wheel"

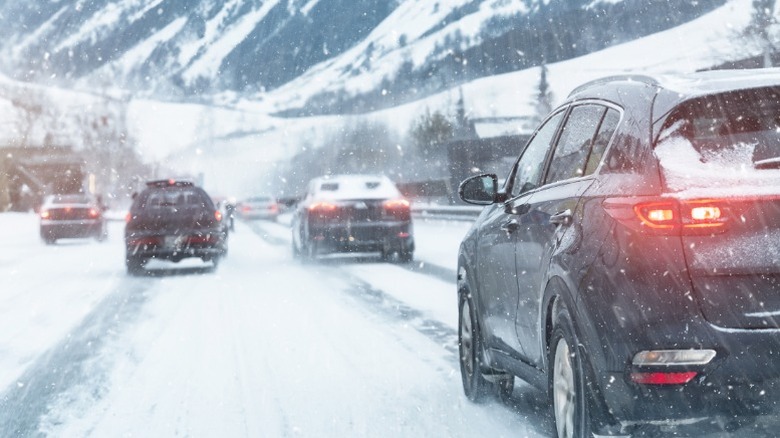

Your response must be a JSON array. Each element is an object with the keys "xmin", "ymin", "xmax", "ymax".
[
  {"xmin": 126, "ymin": 255, "xmax": 146, "ymax": 275},
  {"xmin": 549, "ymin": 303, "xmax": 605, "ymax": 438}
]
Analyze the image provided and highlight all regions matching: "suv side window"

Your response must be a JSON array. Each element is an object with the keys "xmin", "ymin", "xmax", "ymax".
[
  {"xmin": 545, "ymin": 105, "xmax": 605, "ymax": 184},
  {"xmin": 584, "ymin": 108, "xmax": 620, "ymax": 175},
  {"xmin": 512, "ymin": 110, "xmax": 565, "ymax": 196}
]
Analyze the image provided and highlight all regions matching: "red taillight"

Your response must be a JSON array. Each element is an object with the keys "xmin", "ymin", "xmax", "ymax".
[
  {"xmin": 630, "ymin": 371, "xmax": 698, "ymax": 385},
  {"xmin": 40, "ymin": 210, "xmax": 50, "ymax": 219},
  {"xmin": 215, "ymin": 210, "xmax": 222, "ymax": 221},
  {"xmin": 125, "ymin": 212, "xmax": 132, "ymax": 223},
  {"xmin": 384, "ymin": 199, "xmax": 410, "ymax": 210},
  {"xmin": 88, "ymin": 208, "xmax": 100, "ymax": 219},
  {"xmin": 605, "ymin": 197, "xmax": 728, "ymax": 235},
  {"xmin": 634, "ymin": 202, "xmax": 677, "ymax": 230},
  {"xmin": 187, "ymin": 234, "xmax": 216, "ymax": 244},
  {"xmin": 309, "ymin": 202, "xmax": 338, "ymax": 212}
]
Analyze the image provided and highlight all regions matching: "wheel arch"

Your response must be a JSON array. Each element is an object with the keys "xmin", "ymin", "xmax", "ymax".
[{"xmin": 542, "ymin": 276, "xmax": 579, "ymax": 373}]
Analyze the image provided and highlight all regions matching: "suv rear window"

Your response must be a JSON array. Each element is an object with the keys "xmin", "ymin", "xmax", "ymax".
[
  {"xmin": 137, "ymin": 188, "xmax": 211, "ymax": 210},
  {"xmin": 655, "ymin": 88, "xmax": 780, "ymax": 194}
]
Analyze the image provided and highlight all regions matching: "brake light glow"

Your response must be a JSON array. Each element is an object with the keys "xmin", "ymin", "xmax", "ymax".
[
  {"xmin": 215, "ymin": 210, "xmax": 222, "ymax": 221},
  {"xmin": 690, "ymin": 206, "xmax": 721, "ymax": 221},
  {"xmin": 634, "ymin": 202, "xmax": 676, "ymax": 229},
  {"xmin": 125, "ymin": 212, "xmax": 132, "ymax": 223},
  {"xmin": 88, "ymin": 208, "xmax": 100, "ymax": 218},
  {"xmin": 384, "ymin": 199, "xmax": 410, "ymax": 209},
  {"xmin": 309, "ymin": 202, "xmax": 337, "ymax": 212},
  {"xmin": 606, "ymin": 197, "xmax": 729, "ymax": 235},
  {"xmin": 40, "ymin": 210, "xmax": 50, "ymax": 219},
  {"xmin": 630, "ymin": 371, "xmax": 698, "ymax": 385}
]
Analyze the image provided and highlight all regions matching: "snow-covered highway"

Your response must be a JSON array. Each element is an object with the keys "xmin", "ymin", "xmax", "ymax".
[{"xmin": 0, "ymin": 213, "xmax": 550, "ymax": 437}]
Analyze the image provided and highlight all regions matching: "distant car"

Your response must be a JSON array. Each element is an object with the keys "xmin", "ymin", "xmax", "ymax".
[
  {"xmin": 124, "ymin": 179, "xmax": 227, "ymax": 274},
  {"xmin": 292, "ymin": 174, "xmax": 414, "ymax": 262},
  {"xmin": 237, "ymin": 196, "xmax": 279, "ymax": 221},
  {"xmin": 39, "ymin": 193, "xmax": 107, "ymax": 244},
  {"xmin": 457, "ymin": 70, "xmax": 780, "ymax": 437}
]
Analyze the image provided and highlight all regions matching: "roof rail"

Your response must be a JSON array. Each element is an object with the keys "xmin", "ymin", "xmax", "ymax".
[{"xmin": 568, "ymin": 74, "xmax": 660, "ymax": 97}]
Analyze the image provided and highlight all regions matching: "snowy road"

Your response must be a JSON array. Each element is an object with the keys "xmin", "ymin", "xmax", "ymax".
[{"xmin": 0, "ymin": 213, "xmax": 551, "ymax": 437}]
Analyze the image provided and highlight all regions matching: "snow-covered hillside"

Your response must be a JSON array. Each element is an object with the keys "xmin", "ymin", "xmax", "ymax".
[
  {"xmin": 0, "ymin": 0, "xmax": 776, "ymax": 199},
  {"xmin": 0, "ymin": 0, "xmax": 722, "ymax": 109}
]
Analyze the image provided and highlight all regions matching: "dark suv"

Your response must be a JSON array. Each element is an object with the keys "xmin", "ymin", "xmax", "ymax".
[
  {"xmin": 457, "ymin": 69, "xmax": 780, "ymax": 437},
  {"xmin": 125, "ymin": 180, "xmax": 227, "ymax": 274}
]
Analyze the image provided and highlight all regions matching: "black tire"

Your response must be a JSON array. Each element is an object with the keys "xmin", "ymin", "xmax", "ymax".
[
  {"xmin": 303, "ymin": 239, "xmax": 318, "ymax": 262},
  {"xmin": 126, "ymin": 255, "xmax": 146, "ymax": 275},
  {"xmin": 459, "ymin": 290, "xmax": 501, "ymax": 402},
  {"xmin": 398, "ymin": 250, "xmax": 413, "ymax": 263},
  {"xmin": 291, "ymin": 238, "xmax": 301, "ymax": 259},
  {"xmin": 549, "ymin": 302, "xmax": 603, "ymax": 438}
]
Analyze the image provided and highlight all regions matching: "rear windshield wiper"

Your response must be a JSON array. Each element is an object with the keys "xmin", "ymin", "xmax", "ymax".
[{"xmin": 754, "ymin": 157, "xmax": 780, "ymax": 170}]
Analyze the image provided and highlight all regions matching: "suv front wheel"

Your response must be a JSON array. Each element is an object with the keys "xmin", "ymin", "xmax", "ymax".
[{"xmin": 458, "ymin": 290, "xmax": 513, "ymax": 402}]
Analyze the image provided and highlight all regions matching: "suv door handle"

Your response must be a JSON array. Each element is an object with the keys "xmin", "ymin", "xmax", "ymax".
[
  {"xmin": 549, "ymin": 209, "xmax": 573, "ymax": 226},
  {"xmin": 500, "ymin": 219, "xmax": 519, "ymax": 233}
]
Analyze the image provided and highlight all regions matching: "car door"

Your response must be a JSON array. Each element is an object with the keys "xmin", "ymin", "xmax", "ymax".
[
  {"xmin": 514, "ymin": 104, "xmax": 621, "ymax": 366},
  {"xmin": 477, "ymin": 110, "xmax": 566, "ymax": 356}
]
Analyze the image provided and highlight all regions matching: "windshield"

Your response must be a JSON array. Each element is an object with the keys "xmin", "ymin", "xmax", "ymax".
[{"xmin": 3, "ymin": 1, "xmax": 780, "ymax": 437}]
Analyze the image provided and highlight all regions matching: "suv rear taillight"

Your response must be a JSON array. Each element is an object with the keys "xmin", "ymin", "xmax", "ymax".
[
  {"xmin": 383, "ymin": 199, "xmax": 411, "ymax": 220},
  {"xmin": 309, "ymin": 202, "xmax": 338, "ymax": 212},
  {"xmin": 604, "ymin": 197, "xmax": 729, "ymax": 235}
]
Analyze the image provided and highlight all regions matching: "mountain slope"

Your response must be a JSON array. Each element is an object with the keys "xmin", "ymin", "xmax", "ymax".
[{"xmin": 0, "ymin": 0, "xmax": 724, "ymax": 109}]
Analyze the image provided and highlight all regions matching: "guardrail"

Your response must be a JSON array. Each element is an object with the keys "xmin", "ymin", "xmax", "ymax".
[{"xmin": 411, "ymin": 204, "xmax": 483, "ymax": 221}]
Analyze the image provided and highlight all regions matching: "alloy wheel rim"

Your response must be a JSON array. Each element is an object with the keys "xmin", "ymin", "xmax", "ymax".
[
  {"xmin": 553, "ymin": 339, "xmax": 576, "ymax": 438},
  {"xmin": 460, "ymin": 299, "xmax": 474, "ymax": 377}
]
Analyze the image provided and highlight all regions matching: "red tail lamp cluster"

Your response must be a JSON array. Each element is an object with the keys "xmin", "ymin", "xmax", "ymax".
[{"xmin": 605, "ymin": 197, "xmax": 729, "ymax": 235}]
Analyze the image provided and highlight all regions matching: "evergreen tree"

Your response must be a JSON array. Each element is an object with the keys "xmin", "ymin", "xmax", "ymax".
[
  {"xmin": 410, "ymin": 109, "xmax": 454, "ymax": 160},
  {"xmin": 533, "ymin": 64, "xmax": 554, "ymax": 126}
]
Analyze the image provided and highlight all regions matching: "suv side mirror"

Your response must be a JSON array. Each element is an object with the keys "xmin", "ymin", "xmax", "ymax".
[{"xmin": 459, "ymin": 174, "xmax": 498, "ymax": 205}]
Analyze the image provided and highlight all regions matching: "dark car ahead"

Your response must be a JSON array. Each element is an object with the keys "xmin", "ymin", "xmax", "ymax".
[
  {"xmin": 456, "ymin": 69, "xmax": 780, "ymax": 437},
  {"xmin": 125, "ymin": 180, "xmax": 227, "ymax": 274},
  {"xmin": 236, "ymin": 195, "xmax": 279, "ymax": 221},
  {"xmin": 292, "ymin": 174, "xmax": 414, "ymax": 262},
  {"xmin": 39, "ymin": 193, "xmax": 107, "ymax": 244}
]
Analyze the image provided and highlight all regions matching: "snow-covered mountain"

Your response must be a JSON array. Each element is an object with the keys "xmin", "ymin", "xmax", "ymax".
[{"xmin": 0, "ymin": 0, "xmax": 724, "ymax": 114}]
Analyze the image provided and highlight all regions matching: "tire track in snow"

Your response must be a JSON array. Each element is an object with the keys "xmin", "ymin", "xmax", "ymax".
[
  {"xmin": 341, "ymin": 276, "xmax": 459, "ymax": 363},
  {"xmin": 245, "ymin": 219, "xmax": 460, "ymax": 361},
  {"xmin": 0, "ymin": 278, "xmax": 154, "ymax": 435}
]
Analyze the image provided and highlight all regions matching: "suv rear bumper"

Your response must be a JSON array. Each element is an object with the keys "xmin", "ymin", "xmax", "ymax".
[
  {"xmin": 590, "ymin": 323, "xmax": 780, "ymax": 426},
  {"xmin": 309, "ymin": 222, "xmax": 413, "ymax": 254},
  {"xmin": 41, "ymin": 220, "xmax": 103, "ymax": 239}
]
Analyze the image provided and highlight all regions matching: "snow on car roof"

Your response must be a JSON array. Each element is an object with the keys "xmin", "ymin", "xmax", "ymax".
[{"xmin": 311, "ymin": 174, "xmax": 401, "ymax": 200}]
